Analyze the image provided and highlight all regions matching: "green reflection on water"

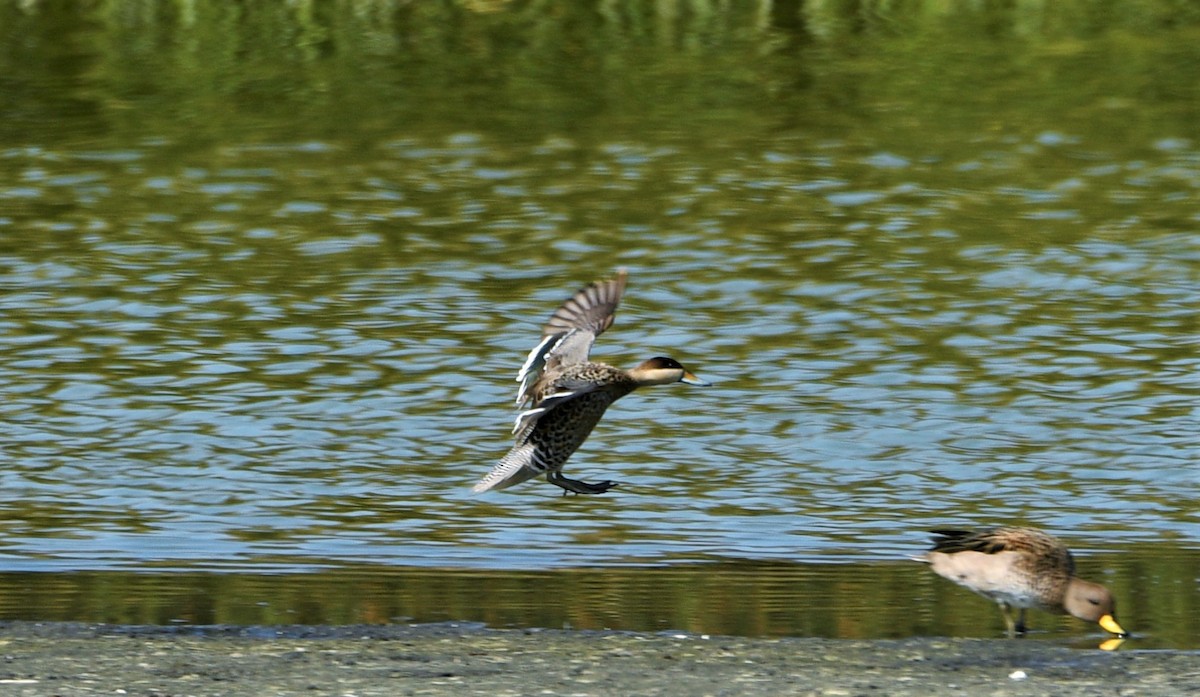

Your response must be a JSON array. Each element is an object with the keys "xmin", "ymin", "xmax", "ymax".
[
  {"xmin": 2, "ymin": 0, "xmax": 1198, "ymax": 145},
  {"xmin": 2, "ymin": 547, "xmax": 1195, "ymax": 649}
]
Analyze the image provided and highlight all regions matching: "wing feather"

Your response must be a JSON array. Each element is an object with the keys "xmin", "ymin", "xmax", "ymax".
[{"xmin": 513, "ymin": 270, "xmax": 628, "ymax": 406}]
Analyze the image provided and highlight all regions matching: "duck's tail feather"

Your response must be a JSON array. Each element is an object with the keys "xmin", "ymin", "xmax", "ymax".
[{"xmin": 472, "ymin": 444, "xmax": 543, "ymax": 493}]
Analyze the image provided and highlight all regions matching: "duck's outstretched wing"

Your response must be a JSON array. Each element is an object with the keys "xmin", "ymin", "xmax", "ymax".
[
  {"xmin": 542, "ymin": 268, "xmax": 628, "ymax": 339},
  {"xmin": 515, "ymin": 269, "xmax": 628, "ymax": 405}
]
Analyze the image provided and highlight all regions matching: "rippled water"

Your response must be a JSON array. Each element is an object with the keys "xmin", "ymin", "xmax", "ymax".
[
  {"xmin": 0, "ymin": 1, "xmax": 1197, "ymax": 647},
  {"xmin": 3, "ymin": 132, "xmax": 1195, "ymax": 572}
]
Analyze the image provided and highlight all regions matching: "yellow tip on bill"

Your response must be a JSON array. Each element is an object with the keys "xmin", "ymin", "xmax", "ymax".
[{"xmin": 1098, "ymin": 614, "xmax": 1127, "ymax": 637}]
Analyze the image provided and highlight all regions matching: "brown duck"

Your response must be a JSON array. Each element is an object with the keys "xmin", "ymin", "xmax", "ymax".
[
  {"xmin": 472, "ymin": 270, "xmax": 709, "ymax": 495},
  {"xmin": 919, "ymin": 527, "xmax": 1127, "ymax": 638}
]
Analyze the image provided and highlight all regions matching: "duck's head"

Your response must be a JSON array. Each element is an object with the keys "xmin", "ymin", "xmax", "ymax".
[
  {"xmin": 629, "ymin": 356, "xmax": 711, "ymax": 387},
  {"xmin": 1065, "ymin": 579, "xmax": 1128, "ymax": 637}
]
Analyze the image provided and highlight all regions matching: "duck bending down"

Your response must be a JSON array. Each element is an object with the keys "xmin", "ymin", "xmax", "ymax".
[
  {"xmin": 472, "ymin": 269, "xmax": 709, "ymax": 495},
  {"xmin": 918, "ymin": 527, "xmax": 1127, "ymax": 638}
]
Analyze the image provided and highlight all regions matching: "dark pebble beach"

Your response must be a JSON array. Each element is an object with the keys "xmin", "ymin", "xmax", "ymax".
[{"xmin": 0, "ymin": 622, "xmax": 1195, "ymax": 696}]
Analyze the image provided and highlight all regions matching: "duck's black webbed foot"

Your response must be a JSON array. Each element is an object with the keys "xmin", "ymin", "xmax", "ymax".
[{"xmin": 548, "ymin": 471, "xmax": 618, "ymax": 495}]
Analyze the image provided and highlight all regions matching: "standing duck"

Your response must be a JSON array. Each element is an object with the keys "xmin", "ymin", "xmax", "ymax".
[
  {"xmin": 473, "ymin": 269, "xmax": 709, "ymax": 495},
  {"xmin": 919, "ymin": 527, "xmax": 1127, "ymax": 638}
]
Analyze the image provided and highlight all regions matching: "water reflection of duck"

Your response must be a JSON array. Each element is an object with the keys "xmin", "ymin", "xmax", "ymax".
[
  {"xmin": 918, "ymin": 527, "xmax": 1128, "ymax": 638},
  {"xmin": 473, "ymin": 269, "xmax": 709, "ymax": 495}
]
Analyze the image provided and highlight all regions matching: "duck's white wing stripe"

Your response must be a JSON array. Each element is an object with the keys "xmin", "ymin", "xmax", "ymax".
[
  {"xmin": 510, "ymin": 388, "xmax": 583, "ymax": 434},
  {"xmin": 512, "ymin": 406, "xmax": 546, "ymax": 434},
  {"xmin": 515, "ymin": 333, "xmax": 560, "ymax": 405}
]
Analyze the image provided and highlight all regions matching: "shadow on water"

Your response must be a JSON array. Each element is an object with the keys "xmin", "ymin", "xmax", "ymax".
[{"xmin": 1, "ymin": 547, "xmax": 1195, "ymax": 650}]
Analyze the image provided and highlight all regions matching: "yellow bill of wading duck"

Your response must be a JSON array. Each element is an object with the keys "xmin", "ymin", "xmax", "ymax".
[
  {"xmin": 917, "ymin": 527, "xmax": 1128, "ymax": 639},
  {"xmin": 472, "ymin": 269, "xmax": 710, "ymax": 495}
]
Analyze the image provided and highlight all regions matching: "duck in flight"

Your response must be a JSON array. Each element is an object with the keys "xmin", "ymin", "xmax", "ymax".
[{"xmin": 473, "ymin": 270, "xmax": 709, "ymax": 495}]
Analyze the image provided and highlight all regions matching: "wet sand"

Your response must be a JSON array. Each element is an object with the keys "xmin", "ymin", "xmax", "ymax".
[{"xmin": 0, "ymin": 621, "xmax": 1194, "ymax": 696}]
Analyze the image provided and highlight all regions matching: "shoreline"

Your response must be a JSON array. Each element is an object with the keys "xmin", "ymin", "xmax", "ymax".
[{"xmin": 0, "ymin": 621, "xmax": 1195, "ymax": 696}]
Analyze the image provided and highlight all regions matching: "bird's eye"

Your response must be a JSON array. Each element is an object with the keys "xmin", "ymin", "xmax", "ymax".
[{"xmin": 1088, "ymin": 598, "xmax": 1100, "ymax": 605}]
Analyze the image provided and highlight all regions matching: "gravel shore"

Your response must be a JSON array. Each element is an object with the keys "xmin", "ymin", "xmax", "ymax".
[{"xmin": 0, "ymin": 621, "xmax": 1195, "ymax": 696}]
